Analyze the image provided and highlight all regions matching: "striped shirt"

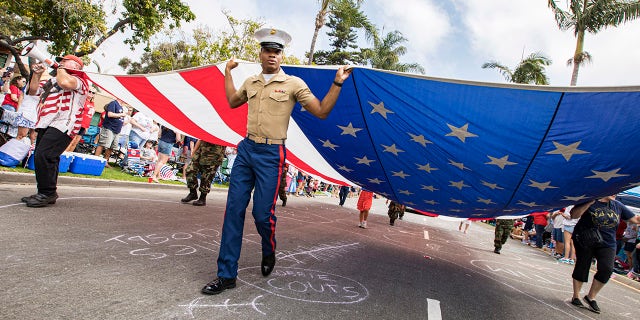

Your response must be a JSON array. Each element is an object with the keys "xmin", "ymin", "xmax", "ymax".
[{"xmin": 35, "ymin": 74, "xmax": 89, "ymax": 138}]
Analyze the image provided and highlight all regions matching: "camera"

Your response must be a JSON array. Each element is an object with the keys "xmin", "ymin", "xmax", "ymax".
[{"xmin": 2, "ymin": 66, "xmax": 13, "ymax": 78}]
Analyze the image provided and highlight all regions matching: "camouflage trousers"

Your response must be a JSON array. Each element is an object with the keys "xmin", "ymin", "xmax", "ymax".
[
  {"xmin": 278, "ymin": 172, "xmax": 287, "ymax": 201},
  {"xmin": 186, "ymin": 161, "xmax": 219, "ymax": 194},
  {"xmin": 494, "ymin": 219, "xmax": 515, "ymax": 249}
]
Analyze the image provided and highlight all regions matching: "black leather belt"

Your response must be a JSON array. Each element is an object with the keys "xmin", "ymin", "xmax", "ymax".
[{"xmin": 246, "ymin": 133, "xmax": 286, "ymax": 145}]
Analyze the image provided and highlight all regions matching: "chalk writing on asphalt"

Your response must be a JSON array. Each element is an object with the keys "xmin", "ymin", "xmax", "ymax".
[
  {"xmin": 276, "ymin": 241, "xmax": 362, "ymax": 264},
  {"xmin": 179, "ymin": 296, "xmax": 265, "ymax": 318},
  {"xmin": 104, "ymin": 228, "xmax": 219, "ymax": 260},
  {"xmin": 238, "ymin": 266, "xmax": 369, "ymax": 304},
  {"xmin": 470, "ymin": 260, "xmax": 569, "ymax": 290}
]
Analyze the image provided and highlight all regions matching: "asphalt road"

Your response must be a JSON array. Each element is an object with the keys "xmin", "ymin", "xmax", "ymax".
[{"xmin": 1, "ymin": 173, "xmax": 639, "ymax": 320}]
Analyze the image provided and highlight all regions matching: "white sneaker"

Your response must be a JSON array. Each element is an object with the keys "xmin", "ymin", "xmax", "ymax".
[{"xmin": 362, "ymin": 221, "xmax": 367, "ymax": 229}]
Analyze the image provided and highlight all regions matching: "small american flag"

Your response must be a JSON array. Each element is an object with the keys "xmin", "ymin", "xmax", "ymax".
[{"xmin": 159, "ymin": 164, "xmax": 177, "ymax": 180}]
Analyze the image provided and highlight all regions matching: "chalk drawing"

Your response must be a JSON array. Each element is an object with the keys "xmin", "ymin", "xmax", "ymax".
[
  {"xmin": 104, "ymin": 228, "xmax": 219, "ymax": 260},
  {"xmin": 238, "ymin": 266, "xmax": 369, "ymax": 304},
  {"xmin": 179, "ymin": 295, "xmax": 265, "ymax": 318},
  {"xmin": 276, "ymin": 241, "xmax": 362, "ymax": 265},
  {"xmin": 470, "ymin": 260, "xmax": 571, "ymax": 291}
]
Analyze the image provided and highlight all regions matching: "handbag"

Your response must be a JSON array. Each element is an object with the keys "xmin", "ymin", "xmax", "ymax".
[{"xmin": 574, "ymin": 228, "xmax": 604, "ymax": 248}]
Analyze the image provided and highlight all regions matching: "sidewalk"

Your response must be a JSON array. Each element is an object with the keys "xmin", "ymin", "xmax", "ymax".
[{"xmin": 0, "ymin": 170, "xmax": 193, "ymax": 192}]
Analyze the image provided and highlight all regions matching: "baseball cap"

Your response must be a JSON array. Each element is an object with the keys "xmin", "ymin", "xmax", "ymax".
[
  {"xmin": 254, "ymin": 28, "xmax": 292, "ymax": 50},
  {"xmin": 55, "ymin": 54, "xmax": 84, "ymax": 69}
]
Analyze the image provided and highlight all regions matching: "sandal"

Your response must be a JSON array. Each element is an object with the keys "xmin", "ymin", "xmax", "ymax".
[{"xmin": 583, "ymin": 296, "xmax": 600, "ymax": 314}]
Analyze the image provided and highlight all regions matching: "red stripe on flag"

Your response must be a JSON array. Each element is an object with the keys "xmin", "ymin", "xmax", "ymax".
[
  {"xmin": 180, "ymin": 67, "xmax": 344, "ymax": 184},
  {"xmin": 113, "ymin": 74, "xmax": 229, "ymax": 146},
  {"xmin": 179, "ymin": 66, "xmax": 248, "ymax": 137}
]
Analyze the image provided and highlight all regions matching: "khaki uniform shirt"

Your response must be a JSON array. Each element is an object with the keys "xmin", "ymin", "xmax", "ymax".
[{"xmin": 238, "ymin": 69, "xmax": 316, "ymax": 140}]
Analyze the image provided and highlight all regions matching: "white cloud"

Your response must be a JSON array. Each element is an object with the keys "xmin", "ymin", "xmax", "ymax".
[
  {"xmin": 86, "ymin": 0, "xmax": 640, "ymax": 86},
  {"xmin": 459, "ymin": 0, "xmax": 640, "ymax": 85}
]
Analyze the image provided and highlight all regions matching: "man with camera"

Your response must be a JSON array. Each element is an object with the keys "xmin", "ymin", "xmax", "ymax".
[
  {"xmin": 1, "ymin": 67, "xmax": 14, "ymax": 92},
  {"xmin": 21, "ymin": 55, "xmax": 89, "ymax": 208}
]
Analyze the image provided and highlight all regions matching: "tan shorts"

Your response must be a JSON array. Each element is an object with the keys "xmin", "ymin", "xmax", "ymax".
[{"xmin": 98, "ymin": 127, "xmax": 120, "ymax": 149}]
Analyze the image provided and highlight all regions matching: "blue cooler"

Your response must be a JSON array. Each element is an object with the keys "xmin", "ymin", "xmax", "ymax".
[
  {"xmin": 26, "ymin": 152, "xmax": 75, "ymax": 172},
  {"xmin": 68, "ymin": 152, "xmax": 107, "ymax": 176},
  {"xmin": 26, "ymin": 153, "xmax": 35, "ymax": 170},
  {"xmin": 58, "ymin": 152, "xmax": 74, "ymax": 173}
]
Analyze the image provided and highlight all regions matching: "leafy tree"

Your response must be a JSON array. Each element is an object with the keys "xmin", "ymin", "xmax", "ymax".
[
  {"xmin": 362, "ymin": 29, "xmax": 424, "ymax": 74},
  {"xmin": 308, "ymin": 0, "xmax": 366, "ymax": 65},
  {"xmin": 482, "ymin": 52, "xmax": 552, "ymax": 85},
  {"xmin": 119, "ymin": 12, "xmax": 301, "ymax": 74},
  {"xmin": 0, "ymin": 0, "xmax": 195, "ymax": 76},
  {"xmin": 547, "ymin": 0, "xmax": 640, "ymax": 85},
  {"xmin": 311, "ymin": 0, "xmax": 376, "ymax": 65}
]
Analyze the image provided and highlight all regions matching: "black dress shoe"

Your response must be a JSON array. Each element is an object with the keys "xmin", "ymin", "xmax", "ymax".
[
  {"xmin": 201, "ymin": 277, "xmax": 236, "ymax": 295},
  {"xmin": 21, "ymin": 194, "xmax": 38, "ymax": 203},
  {"xmin": 493, "ymin": 248, "xmax": 501, "ymax": 254},
  {"xmin": 261, "ymin": 253, "xmax": 276, "ymax": 277},
  {"xmin": 26, "ymin": 193, "xmax": 58, "ymax": 208}
]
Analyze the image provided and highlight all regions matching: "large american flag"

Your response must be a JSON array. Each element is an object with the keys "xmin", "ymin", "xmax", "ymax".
[{"xmin": 86, "ymin": 62, "xmax": 640, "ymax": 218}]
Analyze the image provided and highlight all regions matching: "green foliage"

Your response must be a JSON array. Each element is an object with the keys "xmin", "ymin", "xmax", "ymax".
[
  {"xmin": 206, "ymin": 12, "xmax": 263, "ymax": 62},
  {"xmin": 121, "ymin": 0, "xmax": 196, "ymax": 51},
  {"xmin": 547, "ymin": 0, "xmax": 640, "ymax": 85},
  {"xmin": 482, "ymin": 52, "xmax": 552, "ymax": 85},
  {"xmin": 311, "ymin": 0, "xmax": 376, "ymax": 65},
  {"xmin": 119, "ymin": 12, "xmax": 287, "ymax": 74},
  {"xmin": 362, "ymin": 29, "xmax": 424, "ymax": 74},
  {"xmin": 0, "ymin": 0, "xmax": 195, "ymax": 76}
]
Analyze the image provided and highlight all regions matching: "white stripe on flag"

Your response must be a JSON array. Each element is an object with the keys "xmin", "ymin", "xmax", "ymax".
[
  {"xmin": 146, "ymin": 72, "xmax": 243, "ymax": 145},
  {"xmin": 286, "ymin": 118, "xmax": 351, "ymax": 184},
  {"xmin": 87, "ymin": 72, "xmax": 169, "ymax": 129}
]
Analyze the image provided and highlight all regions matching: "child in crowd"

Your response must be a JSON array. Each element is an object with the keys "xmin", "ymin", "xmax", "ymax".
[{"xmin": 140, "ymin": 140, "xmax": 157, "ymax": 164}]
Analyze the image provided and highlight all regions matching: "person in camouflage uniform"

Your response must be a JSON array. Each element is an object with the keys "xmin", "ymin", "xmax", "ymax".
[
  {"xmin": 494, "ymin": 218, "xmax": 515, "ymax": 254},
  {"xmin": 278, "ymin": 164, "xmax": 288, "ymax": 207},
  {"xmin": 181, "ymin": 140, "xmax": 226, "ymax": 206},
  {"xmin": 387, "ymin": 200, "xmax": 405, "ymax": 226}
]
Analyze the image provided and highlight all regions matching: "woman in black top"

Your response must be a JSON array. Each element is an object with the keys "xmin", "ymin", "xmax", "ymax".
[{"xmin": 568, "ymin": 195, "xmax": 640, "ymax": 313}]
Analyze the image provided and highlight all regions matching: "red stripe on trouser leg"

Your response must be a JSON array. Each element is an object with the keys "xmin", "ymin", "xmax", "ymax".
[{"xmin": 268, "ymin": 145, "xmax": 286, "ymax": 252}]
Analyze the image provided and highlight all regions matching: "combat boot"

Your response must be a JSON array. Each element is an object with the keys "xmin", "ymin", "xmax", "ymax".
[
  {"xmin": 193, "ymin": 193, "xmax": 207, "ymax": 206},
  {"xmin": 181, "ymin": 189, "xmax": 198, "ymax": 203}
]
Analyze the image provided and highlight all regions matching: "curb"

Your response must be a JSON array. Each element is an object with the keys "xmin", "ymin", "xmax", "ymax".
[{"xmin": 0, "ymin": 171, "xmax": 223, "ymax": 192}]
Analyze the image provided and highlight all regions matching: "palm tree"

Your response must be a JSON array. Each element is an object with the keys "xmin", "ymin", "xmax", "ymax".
[
  {"xmin": 307, "ymin": 0, "xmax": 366, "ymax": 65},
  {"xmin": 363, "ymin": 29, "xmax": 424, "ymax": 74},
  {"xmin": 547, "ymin": 0, "xmax": 640, "ymax": 85},
  {"xmin": 482, "ymin": 52, "xmax": 552, "ymax": 85}
]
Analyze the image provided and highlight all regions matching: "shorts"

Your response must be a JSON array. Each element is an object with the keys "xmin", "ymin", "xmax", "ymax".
[
  {"xmin": 98, "ymin": 127, "xmax": 120, "ymax": 149},
  {"xmin": 157, "ymin": 140, "xmax": 173, "ymax": 155},
  {"xmin": 2, "ymin": 104, "xmax": 16, "ymax": 112},
  {"xmin": 624, "ymin": 241, "xmax": 638, "ymax": 252},
  {"xmin": 563, "ymin": 225, "xmax": 575, "ymax": 234},
  {"xmin": 552, "ymin": 228, "xmax": 564, "ymax": 242}
]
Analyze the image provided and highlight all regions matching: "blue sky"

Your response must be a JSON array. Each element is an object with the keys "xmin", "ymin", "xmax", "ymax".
[{"xmin": 88, "ymin": 0, "xmax": 640, "ymax": 86}]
